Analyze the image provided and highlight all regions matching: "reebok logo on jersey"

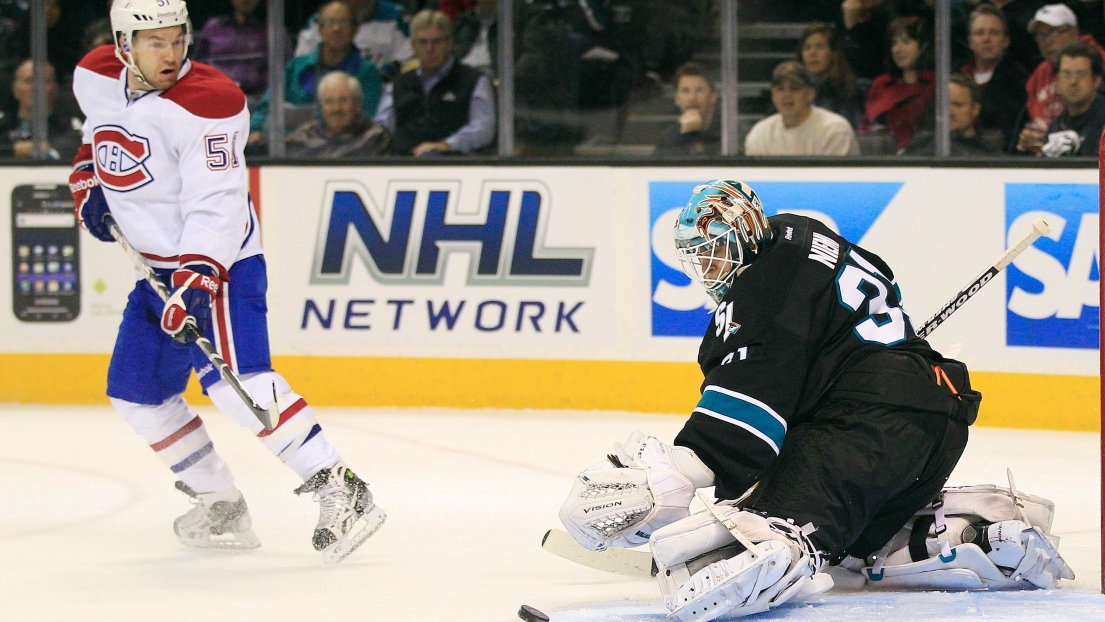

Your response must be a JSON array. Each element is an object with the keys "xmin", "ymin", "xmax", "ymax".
[
  {"xmin": 808, "ymin": 232, "xmax": 839, "ymax": 269},
  {"xmin": 92, "ymin": 125, "xmax": 154, "ymax": 192},
  {"xmin": 68, "ymin": 177, "xmax": 99, "ymax": 193}
]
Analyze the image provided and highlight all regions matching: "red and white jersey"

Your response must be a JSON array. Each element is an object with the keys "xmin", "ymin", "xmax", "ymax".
[{"xmin": 73, "ymin": 45, "xmax": 261, "ymax": 278}]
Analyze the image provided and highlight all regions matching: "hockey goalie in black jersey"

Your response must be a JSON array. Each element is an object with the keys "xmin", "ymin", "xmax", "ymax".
[{"xmin": 558, "ymin": 180, "xmax": 1074, "ymax": 621}]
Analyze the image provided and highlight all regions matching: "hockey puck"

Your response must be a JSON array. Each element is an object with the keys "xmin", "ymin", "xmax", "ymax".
[{"xmin": 518, "ymin": 604, "xmax": 550, "ymax": 622}]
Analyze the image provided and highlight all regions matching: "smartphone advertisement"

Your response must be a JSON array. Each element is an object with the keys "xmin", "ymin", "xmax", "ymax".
[{"xmin": 11, "ymin": 184, "xmax": 80, "ymax": 322}]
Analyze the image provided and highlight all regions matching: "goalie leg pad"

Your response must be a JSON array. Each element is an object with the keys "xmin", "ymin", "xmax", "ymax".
[
  {"xmin": 652, "ymin": 502, "xmax": 828, "ymax": 621},
  {"xmin": 666, "ymin": 540, "xmax": 798, "ymax": 622},
  {"xmin": 559, "ymin": 431, "xmax": 714, "ymax": 551},
  {"xmin": 865, "ymin": 521, "xmax": 1074, "ymax": 590}
]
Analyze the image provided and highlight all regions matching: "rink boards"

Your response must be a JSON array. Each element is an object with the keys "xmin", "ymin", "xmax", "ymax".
[{"xmin": 0, "ymin": 165, "xmax": 1098, "ymax": 430}]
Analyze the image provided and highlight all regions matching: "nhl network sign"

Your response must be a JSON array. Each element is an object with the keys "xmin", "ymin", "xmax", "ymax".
[{"xmin": 304, "ymin": 180, "xmax": 595, "ymax": 334}]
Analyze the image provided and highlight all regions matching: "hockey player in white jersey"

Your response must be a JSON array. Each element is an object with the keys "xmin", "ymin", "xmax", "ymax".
[{"xmin": 68, "ymin": 0, "xmax": 384, "ymax": 563}]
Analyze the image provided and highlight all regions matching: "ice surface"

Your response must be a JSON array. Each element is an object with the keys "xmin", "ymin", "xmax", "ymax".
[{"xmin": 0, "ymin": 406, "xmax": 1101, "ymax": 621}]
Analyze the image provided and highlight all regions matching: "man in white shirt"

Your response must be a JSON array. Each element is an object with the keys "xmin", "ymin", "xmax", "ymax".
[{"xmin": 745, "ymin": 61, "xmax": 859, "ymax": 156}]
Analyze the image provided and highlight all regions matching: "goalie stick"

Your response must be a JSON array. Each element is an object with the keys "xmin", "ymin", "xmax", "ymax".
[
  {"xmin": 105, "ymin": 216, "xmax": 279, "ymax": 430},
  {"xmin": 543, "ymin": 219, "xmax": 1053, "ymax": 578},
  {"xmin": 915, "ymin": 218, "xmax": 1051, "ymax": 338},
  {"xmin": 541, "ymin": 529, "xmax": 657, "ymax": 577}
]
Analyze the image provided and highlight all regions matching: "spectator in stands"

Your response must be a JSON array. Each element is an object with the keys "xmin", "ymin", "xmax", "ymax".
[
  {"xmin": 454, "ymin": 0, "xmax": 497, "ymax": 77},
  {"xmin": 295, "ymin": 0, "xmax": 413, "ymax": 80},
  {"xmin": 745, "ymin": 61, "xmax": 860, "ymax": 156},
  {"xmin": 287, "ymin": 71, "xmax": 392, "ymax": 158},
  {"xmin": 901, "ymin": 73, "xmax": 997, "ymax": 156},
  {"xmin": 0, "ymin": 59, "xmax": 81, "ymax": 161},
  {"xmin": 839, "ymin": 0, "xmax": 979, "ymax": 77},
  {"xmin": 249, "ymin": 1, "xmax": 383, "ymax": 149},
  {"xmin": 374, "ymin": 9, "xmax": 495, "ymax": 156},
  {"xmin": 985, "ymin": 0, "xmax": 1052, "ymax": 70},
  {"xmin": 1067, "ymin": 0, "xmax": 1105, "ymax": 46},
  {"xmin": 797, "ymin": 23, "xmax": 863, "ymax": 128},
  {"xmin": 840, "ymin": 0, "xmax": 893, "ymax": 80},
  {"xmin": 81, "ymin": 18, "xmax": 113, "ymax": 56},
  {"xmin": 1038, "ymin": 40, "xmax": 1105, "ymax": 156},
  {"xmin": 192, "ymin": 0, "xmax": 291, "ymax": 99},
  {"xmin": 1018, "ymin": 3, "xmax": 1105, "ymax": 151},
  {"xmin": 515, "ymin": 0, "xmax": 644, "ymax": 111},
  {"xmin": 654, "ymin": 61, "xmax": 720, "ymax": 156},
  {"xmin": 1, "ymin": 0, "xmax": 82, "ymax": 80},
  {"xmin": 862, "ymin": 16, "xmax": 935, "ymax": 150},
  {"xmin": 961, "ymin": 4, "xmax": 1028, "ymax": 151},
  {"xmin": 440, "ymin": 0, "xmax": 477, "ymax": 22}
]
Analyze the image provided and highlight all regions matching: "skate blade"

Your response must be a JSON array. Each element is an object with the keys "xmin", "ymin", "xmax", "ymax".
[
  {"xmin": 178, "ymin": 528, "xmax": 261, "ymax": 551},
  {"xmin": 322, "ymin": 505, "xmax": 386, "ymax": 564}
]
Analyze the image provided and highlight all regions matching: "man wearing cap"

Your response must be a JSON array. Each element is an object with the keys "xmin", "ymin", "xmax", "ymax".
[
  {"xmin": 744, "ymin": 61, "xmax": 859, "ymax": 156},
  {"xmin": 1018, "ymin": 3, "xmax": 1105, "ymax": 152}
]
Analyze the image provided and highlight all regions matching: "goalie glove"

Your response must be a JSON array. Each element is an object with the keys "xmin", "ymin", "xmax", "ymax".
[
  {"xmin": 161, "ymin": 265, "xmax": 222, "ymax": 344},
  {"xmin": 559, "ymin": 431, "xmax": 714, "ymax": 551},
  {"xmin": 69, "ymin": 144, "xmax": 114, "ymax": 242}
]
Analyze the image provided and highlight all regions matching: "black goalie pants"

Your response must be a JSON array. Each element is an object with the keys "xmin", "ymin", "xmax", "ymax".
[{"xmin": 741, "ymin": 350, "xmax": 975, "ymax": 561}]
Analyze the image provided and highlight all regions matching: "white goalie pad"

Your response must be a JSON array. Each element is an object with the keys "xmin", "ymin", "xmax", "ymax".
[
  {"xmin": 651, "ymin": 500, "xmax": 829, "ymax": 622},
  {"xmin": 864, "ymin": 522, "xmax": 1074, "ymax": 590},
  {"xmin": 559, "ymin": 431, "xmax": 714, "ymax": 551},
  {"xmin": 921, "ymin": 484, "xmax": 1057, "ymax": 535}
]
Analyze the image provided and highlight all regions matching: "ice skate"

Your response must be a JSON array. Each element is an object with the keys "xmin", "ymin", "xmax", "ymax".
[
  {"xmin": 294, "ymin": 463, "xmax": 386, "ymax": 563},
  {"xmin": 173, "ymin": 481, "xmax": 261, "ymax": 550}
]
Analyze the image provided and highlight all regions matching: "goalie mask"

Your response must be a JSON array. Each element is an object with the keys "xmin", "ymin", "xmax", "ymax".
[
  {"xmin": 673, "ymin": 179, "xmax": 773, "ymax": 304},
  {"xmin": 110, "ymin": 0, "xmax": 193, "ymax": 87}
]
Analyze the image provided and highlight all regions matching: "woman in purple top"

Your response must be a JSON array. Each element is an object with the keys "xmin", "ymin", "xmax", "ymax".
[{"xmin": 192, "ymin": 0, "xmax": 291, "ymax": 97}]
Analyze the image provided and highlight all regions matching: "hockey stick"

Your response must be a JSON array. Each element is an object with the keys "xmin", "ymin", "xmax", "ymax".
[
  {"xmin": 541, "ymin": 529, "xmax": 657, "ymax": 577},
  {"xmin": 105, "ymin": 216, "xmax": 278, "ymax": 430},
  {"xmin": 544, "ymin": 220, "xmax": 1054, "ymax": 579},
  {"xmin": 915, "ymin": 218, "xmax": 1051, "ymax": 339}
]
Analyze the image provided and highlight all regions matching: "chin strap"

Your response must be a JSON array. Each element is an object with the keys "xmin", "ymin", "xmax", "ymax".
[{"xmin": 115, "ymin": 38, "xmax": 155, "ymax": 89}]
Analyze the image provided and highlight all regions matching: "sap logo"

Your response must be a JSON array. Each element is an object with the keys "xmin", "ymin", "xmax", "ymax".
[
  {"xmin": 1006, "ymin": 184, "xmax": 1098, "ymax": 349},
  {"xmin": 312, "ymin": 181, "xmax": 593, "ymax": 286},
  {"xmin": 92, "ymin": 125, "xmax": 153, "ymax": 192},
  {"xmin": 650, "ymin": 181, "xmax": 902, "ymax": 337}
]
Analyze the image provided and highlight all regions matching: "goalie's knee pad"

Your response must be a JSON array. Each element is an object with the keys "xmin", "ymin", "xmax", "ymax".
[
  {"xmin": 862, "ymin": 483, "xmax": 1075, "ymax": 590},
  {"xmin": 864, "ymin": 521, "xmax": 1074, "ymax": 590},
  {"xmin": 651, "ymin": 501, "xmax": 830, "ymax": 621},
  {"xmin": 558, "ymin": 431, "xmax": 714, "ymax": 551}
]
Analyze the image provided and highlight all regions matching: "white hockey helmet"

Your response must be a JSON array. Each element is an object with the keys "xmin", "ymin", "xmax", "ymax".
[{"xmin": 110, "ymin": 0, "xmax": 193, "ymax": 84}]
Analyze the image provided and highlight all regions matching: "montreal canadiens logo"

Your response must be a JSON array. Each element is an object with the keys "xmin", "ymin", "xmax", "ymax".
[{"xmin": 93, "ymin": 125, "xmax": 154, "ymax": 192}]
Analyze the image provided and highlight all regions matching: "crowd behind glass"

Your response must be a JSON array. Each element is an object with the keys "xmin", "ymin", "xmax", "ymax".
[{"xmin": 2, "ymin": 0, "xmax": 1104, "ymax": 161}]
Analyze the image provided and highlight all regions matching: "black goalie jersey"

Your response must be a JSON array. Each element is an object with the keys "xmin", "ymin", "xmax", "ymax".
[{"xmin": 674, "ymin": 213, "xmax": 947, "ymax": 499}]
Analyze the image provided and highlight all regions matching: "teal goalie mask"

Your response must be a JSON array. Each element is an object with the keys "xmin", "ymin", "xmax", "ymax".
[{"xmin": 673, "ymin": 179, "xmax": 773, "ymax": 304}]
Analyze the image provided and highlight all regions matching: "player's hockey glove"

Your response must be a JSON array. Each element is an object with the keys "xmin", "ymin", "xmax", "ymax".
[
  {"xmin": 69, "ymin": 145, "xmax": 114, "ymax": 242},
  {"xmin": 161, "ymin": 265, "xmax": 222, "ymax": 344}
]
